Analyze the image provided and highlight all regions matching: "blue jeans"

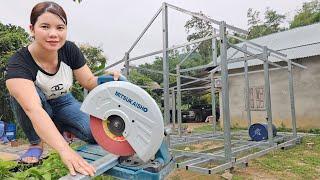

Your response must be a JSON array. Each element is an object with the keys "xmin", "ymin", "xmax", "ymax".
[{"xmin": 10, "ymin": 87, "xmax": 95, "ymax": 145}]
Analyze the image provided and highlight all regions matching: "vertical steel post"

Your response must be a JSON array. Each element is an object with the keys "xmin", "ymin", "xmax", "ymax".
[
  {"xmin": 124, "ymin": 52, "xmax": 130, "ymax": 77},
  {"xmin": 243, "ymin": 44, "xmax": 252, "ymax": 129},
  {"xmin": 162, "ymin": 2, "xmax": 170, "ymax": 127},
  {"xmin": 176, "ymin": 66, "xmax": 182, "ymax": 137},
  {"xmin": 211, "ymin": 28, "xmax": 218, "ymax": 134},
  {"xmin": 212, "ymin": 28, "xmax": 217, "ymax": 66},
  {"xmin": 171, "ymin": 89, "xmax": 176, "ymax": 130},
  {"xmin": 288, "ymin": 60, "xmax": 297, "ymax": 137},
  {"xmin": 210, "ymin": 72, "xmax": 216, "ymax": 134},
  {"xmin": 263, "ymin": 46, "xmax": 274, "ymax": 146},
  {"xmin": 219, "ymin": 22, "xmax": 232, "ymax": 161}
]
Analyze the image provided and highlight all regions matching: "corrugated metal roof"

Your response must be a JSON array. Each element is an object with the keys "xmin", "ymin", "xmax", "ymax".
[{"xmin": 217, "ymin": 23, "xmax": 320, "ymax": 69}]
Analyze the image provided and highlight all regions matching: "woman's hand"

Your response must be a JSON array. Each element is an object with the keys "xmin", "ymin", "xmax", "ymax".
[
  {"xmin": 59, "ymin": 147, "xmax": 96, "ymax": 176},
  {"xmin": 105, "ymin": 70, "xmax": 121, "ymax": 80}
]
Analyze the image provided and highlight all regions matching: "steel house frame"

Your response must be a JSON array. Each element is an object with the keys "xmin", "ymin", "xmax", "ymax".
[{"xmin": 98, "ymin": 2, "xmax": 307, "ymax": 175}]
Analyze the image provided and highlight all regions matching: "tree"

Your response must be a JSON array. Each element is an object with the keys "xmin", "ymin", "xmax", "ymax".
[
  {"xmin": 71, "ymin": 44, "xmax": 107, "ymax": 101},
  {"xmin": 247, "ymin": 8, "xmax": 286, "ymax": 39},
  {"xmin": 138, "ymin": 50, "xmax": 181, "ymax": 85},
  {"xmin": 184, "ymin": 12, "xmax": 213, "ymax": 62},
  {"xmin": 128, "ymin": 69, "xmax": 162, "ymax": 105},
  {"xmin": 0, "ymin": 22, "xmax": 30, "ymax": 122},
  {"xmin": 79, "ymin": 44, "xmax": 107, "ymax": 73},
  {"xmin": 290, "ymin": 0, "xmax": 320, "ymax": 28}
]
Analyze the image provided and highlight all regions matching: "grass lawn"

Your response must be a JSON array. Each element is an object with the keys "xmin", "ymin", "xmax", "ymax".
[{"xmin": 171, "ymin": 123, "xmax": 320, "ymax": 179}]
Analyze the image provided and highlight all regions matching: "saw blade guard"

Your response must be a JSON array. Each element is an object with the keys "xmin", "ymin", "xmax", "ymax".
[{"xmin": 81, "ymin": 81, "xmax": 164, "ymax": 162}]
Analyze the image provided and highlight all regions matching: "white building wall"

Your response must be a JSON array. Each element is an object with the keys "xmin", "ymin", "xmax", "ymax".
[{"xmin": 221, "ymin": 56, "xmax": 320, "ymax": 129}]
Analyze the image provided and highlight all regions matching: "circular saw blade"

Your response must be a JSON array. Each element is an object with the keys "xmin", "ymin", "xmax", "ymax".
[{"xmin": 90, "ymin": 115, "xmax": 135, "ymax": 156}]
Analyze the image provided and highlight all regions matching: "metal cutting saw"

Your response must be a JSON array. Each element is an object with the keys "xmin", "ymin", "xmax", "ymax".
[{"xmin": 66, "ymin": 75, "xmax": 174, "ymax": 179}]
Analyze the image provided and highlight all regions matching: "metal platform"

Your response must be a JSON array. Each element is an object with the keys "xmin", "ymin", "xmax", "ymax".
[
  {"xmin": 170, "ymin": 131, "xmax": 302, "ymax": 175},
  {"xmin": 60, "ymin": 145, "xmax": 119, "ymax": 180},
  {"xmin": 60, "ymin": 144, "xmax": 175, "ymax": 180}
]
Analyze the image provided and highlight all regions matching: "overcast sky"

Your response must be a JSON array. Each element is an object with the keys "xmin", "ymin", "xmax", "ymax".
[{"xmin": 1, "ymin": 0, "xmax": 309, "ymax": 69}]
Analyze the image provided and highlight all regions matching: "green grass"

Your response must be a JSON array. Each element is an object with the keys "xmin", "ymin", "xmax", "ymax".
[
  {"xmin": 192, "ymin": 124, "xmax": 222, "ymax": 133},
  {"xmin": 173, "ymin": 123, "xmax": 320, "ymax": 179},
  {"xmin": 251, "ymin": 135, "xmax": 320, "ymax": 179}
]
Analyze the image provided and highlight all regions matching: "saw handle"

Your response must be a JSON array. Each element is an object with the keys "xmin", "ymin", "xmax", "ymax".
[{"xmin": 97, "ymin": 75, "xmax": 127, "ymax": 85}]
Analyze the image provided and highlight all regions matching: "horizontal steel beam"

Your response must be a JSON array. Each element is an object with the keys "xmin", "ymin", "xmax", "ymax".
[
  {"xmin": 166, "ymin": 3, "xmax": 248, "ymax": 34},
  {"xmin": 60, "ymin": 154, "xmax": 119, "ymax": 180},
  {"xmin": 245, "ymin": 44, "xmax": 307, "ymax": 69},
  {"xmin": 173, "ymin": 150, "xmax": 226, "ymax": 161},
  {"xmin": 235, "ymin": 137, "xmax": 300, "ymax": 165},
  {"xmin": 127, "ymin": 35, "xmax": 218, "ymax": 63},
  {"xmin": 129, "ymin": 66, "xmax": 210, "ymax": 82},
  {"xmin": 180, "ymin": 63, "xmax": 217, "ymax": 73},
  {"xmin": 170, "ymin": 76, "xmax": 210, "ymax": 89},
  {"xmin": 178, "ymin": 41, "xmax": 204, "ymax": 66},
  {"xmin": 177, "ymin": 86, "xmax": 211, "ymax": 92},
  {"xmin": 214, "ymin": 66, "xmax": 286, "ymax": 78},
  {"xmin": 228, "ymin": 34, "xmax": 287, "ymax": 57},
  {"xmin": 229, "ymin": 44, "xmax": 284, "ymax": 68}
]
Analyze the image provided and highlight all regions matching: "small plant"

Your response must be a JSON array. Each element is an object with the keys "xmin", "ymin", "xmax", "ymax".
[
  {"xmin": 7, "ymin": 152, "xmax": 68, "ymax": 180},
  {"xmin": 308, "ymin": 128, "xmax": 320, "ymax": 134},
  {"xmin": 0, "ymin": 160, "xmax": 17, "ymax": 179}
]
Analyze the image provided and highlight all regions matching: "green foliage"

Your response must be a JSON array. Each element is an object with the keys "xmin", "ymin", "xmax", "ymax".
[
  {"xmin": 128, "ymin": 69, "xmax": 154, "ymax": 86},
  {"xmin": 138, "ymin": 51, "xmax": 181, "ymax": 85},
  {"xmin": 308, "ymin": 128, "xmax": 320, "ymax": 134},
  {"xmin": 128, "ymin": 69, "xmax": 162, "ymax": 106},
  {"xmin": 247, "ymin": 8, "xmax": 286, "ymax": 39},
  {"xmin": 70, "ymin": 82, "xmax": 85, "ymax": 102},
  {"xmin": 137, "ymin": 50, "xmax": 213, "ymax": 109},
  {"xmin": 0, "ymin": 150, "xmax": 115, "ymax": 179},
  {"xmin": 0, "ymin": 22, "xmax": 30, "ymax": 122},
  {"xmin": 276, "ymin": 123, "xmax": 320, "ymax": 134},
  {"xmin": 199, "ymin": 93, "xmax": 219, "ymax": 107},
  {"xmin": 0, "ymin": 151, "xmax": 75, "ymax": 179},
  {"xmin": 184, "ymin": 12, "xmax": 213, "ymax": 61},
  {"xmin": 290, "ymin": 0, "xmax": 320, "ymax": 28},
  {"xmin": 0, "ymin": 23, "xmax": 29, "ymax": 57},
  {"xmin": 0, "ymin": 160, "xmax": 17, "ymax": 179},
  {"xmin": 71, "ymin": 44, "xmax": 107, "ymax": 101},
  {"xmin": 79, "ymin": 44, "xmax": 107, "ymax": 74}
]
